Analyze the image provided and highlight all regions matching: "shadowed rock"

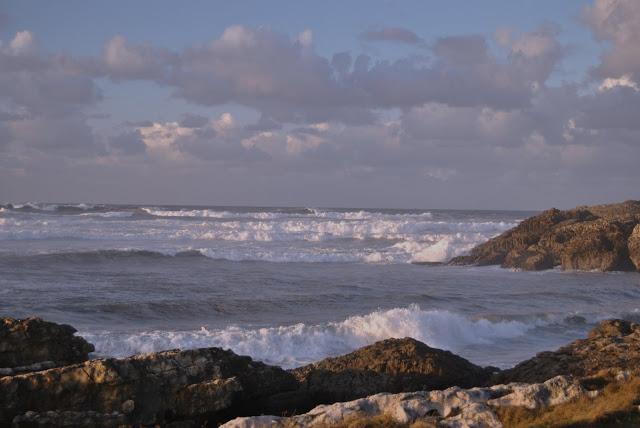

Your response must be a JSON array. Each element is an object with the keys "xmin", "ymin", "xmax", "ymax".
[
  {"xmin": 0, "ymin": 317, "xmax": 94, "ymax": 376},
  {"xmin": 288, "ymin": 338, "xmax": 495, "ymax": 409},
  {"xmin": 0, "ymin": 347, "xmax": 298, "ymax": 426},
  {"xmin": 449, "ymin": 200, "xmax": 640, "ymax": 271},
  {"xmin": 494, "ymin": 319, "xmax": 640, "ymax": 384}
]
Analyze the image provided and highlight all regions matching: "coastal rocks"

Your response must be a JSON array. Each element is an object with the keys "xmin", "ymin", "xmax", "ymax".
[
  {"xmin": 629, "ymin": 224, "xmax": 640, "ymax": 270},
  {"xmin": 0, "ymin": 347, "xmax": 297, "ymax": 426},
  {"xmin": 12, "ymin": 410, "xmax": 129, "ymax": 428},
  {"xmin": 290, "ymin": 338, "xmax": 495, "ymax": 407},
  {"xmin": 222, "ymin": 375, "xmax": 585, "ymax": 428},
  {"xmin": 495, "ymin": 319, "xmax": 640, "ymax": 384},
  {"xmin": 449, "ymin": 200, "xmax": 640, "ymax": 271},
  {"xmin": 0, "ymin": 317, "xmax": 94, "ymax": 375}
]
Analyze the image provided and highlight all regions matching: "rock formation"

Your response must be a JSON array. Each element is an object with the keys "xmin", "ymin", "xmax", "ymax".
[
  {"xmin": 290, "ymin": 338, "xmax": 495, "ymax": 407},
  {"xmin": 1, "ymin": 347, "xmax": 298, "ymax": 426},
  {"xmin": 449, "ymin": 200, "xmax": 640, "ymax": 271},
  {"xmin": 0, "ymin": 317, "xmax": 94, "ymax": 377},
  {"xmin": 4, "ymin": 316, "xmax": 640, "ymax": 426},
  {"xmin": 222, "ymin": 375, "xmax": 588, "ymax": 428},
  {"xmin": 494, "ymin": 319, "xmax": 640, "ymax": 384},
  {"xmin": 629, "ymin": 224, "xmax": 640, "ymax": 271}
]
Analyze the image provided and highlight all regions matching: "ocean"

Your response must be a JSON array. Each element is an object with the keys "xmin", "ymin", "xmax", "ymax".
[{"xmin": 1, "ymin": 202, "xmax": 639, "ymax": 369}]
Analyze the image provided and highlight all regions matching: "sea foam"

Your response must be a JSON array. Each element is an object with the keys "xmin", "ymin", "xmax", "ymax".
[{"xmin": 82, "ymin": 305, "xmax": 539, "ymax": 368}]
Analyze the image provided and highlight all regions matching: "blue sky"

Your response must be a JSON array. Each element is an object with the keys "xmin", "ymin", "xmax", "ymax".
[{"xmin": 0, "ymin": 0, "xmax": 638, "ymax": 209}]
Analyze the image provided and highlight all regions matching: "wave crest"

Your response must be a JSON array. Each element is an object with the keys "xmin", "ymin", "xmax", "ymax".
[{"xmin": 82, "ymin": 305, "xmax": 539, "ymax": 368}]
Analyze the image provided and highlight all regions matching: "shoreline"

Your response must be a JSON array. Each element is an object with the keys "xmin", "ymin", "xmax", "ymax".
[{"xmin": 3, "ymin": 316, "xmax": 640, "ymax": 427}]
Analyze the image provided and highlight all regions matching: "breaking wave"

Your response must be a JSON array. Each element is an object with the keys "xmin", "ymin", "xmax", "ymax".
[
  {"xmin": 0, "ymin": 203, "xmax": 522, "ymax": 263},
  {"xmin": 82, "ymin": 305, "xmax": 544, "ymax": 368}
]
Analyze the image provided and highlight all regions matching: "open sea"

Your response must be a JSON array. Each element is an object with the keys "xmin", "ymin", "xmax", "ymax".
[{"xmin": 1, "ymin": 202, "xmax": 639, "ymax": 369}]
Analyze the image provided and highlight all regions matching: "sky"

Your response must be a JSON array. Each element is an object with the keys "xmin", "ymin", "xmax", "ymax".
[{"xmin": 0, "ymin": 0, "xmax": 639, "ymax": 210}]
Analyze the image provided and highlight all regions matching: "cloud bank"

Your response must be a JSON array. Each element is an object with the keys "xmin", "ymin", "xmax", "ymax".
[{"xmin": 1, "ymin": 0, "xmax": 639, "ymax": 209}]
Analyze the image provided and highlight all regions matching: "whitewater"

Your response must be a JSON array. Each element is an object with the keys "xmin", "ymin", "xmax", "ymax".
[{"xmin": 1, "ymin": 203, "xmax": 640, "ymax": 369}]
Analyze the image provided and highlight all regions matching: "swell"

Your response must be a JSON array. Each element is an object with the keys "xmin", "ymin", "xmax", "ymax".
[{"xmin": 0, "ymin": 249, "xmax": 207, "ymax": 265}]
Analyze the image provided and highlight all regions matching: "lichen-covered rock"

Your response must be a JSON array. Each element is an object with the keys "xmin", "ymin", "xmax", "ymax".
[
  {"xmin": 449, "ymin": 200, "xmax": 640, "ymax": 271},
  {"xmin": 494, "ymin": 319, "xmax": 640, "ymax": 384},
  {"xmin": 222, "ymin": 376, "xmax": 584, "ymax": 428},
  {"xmin": 290, "ymin": 338, "xmax": 495, "ymax": 408},
  {"xmin": 0, "ymin": 347, "xmax": 297, "ymax": 426},
  {"xmin": 0, "ymin": 317, "xmax": 94, "ymax": 374}
]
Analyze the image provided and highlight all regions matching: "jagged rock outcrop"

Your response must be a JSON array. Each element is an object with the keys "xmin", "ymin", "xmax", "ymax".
[
  {"xmin": 0, "ymin": 347, "xmax": 298, "ymax": 426},
  {"xmin": 223, "ymin": 375, "xmax": 587, "ymax": 428},
  {"xmin": 629, "ymin": 224, "xmax": 640, "ymax": 271},
  {"xmin": 0, "ymin": 317, "xmax": 94, "ymax": 376},
  {"xmin": 494, "ymin": 319, "xmax": 640, "ymax": 384},
  {"xmin": 449, "ymin": 200, "xmax": 640, "ymax": 271},
  {"xmin": 289, "ymin": 338, "xmax": 495, "ymax": 408}
]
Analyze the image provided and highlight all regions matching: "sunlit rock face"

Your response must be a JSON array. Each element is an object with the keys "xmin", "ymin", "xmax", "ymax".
[
  {"xmin": 0, "ymin": 347, "xmax": 297, "ymax": 426},
  {"xmin": 450, "ymin": 200, "xmax": 640, "ymax": 272}
]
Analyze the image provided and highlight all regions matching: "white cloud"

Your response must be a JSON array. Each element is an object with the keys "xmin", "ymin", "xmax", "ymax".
[{"xmin": 8, "ymin": 31, "xmax": 35, "ymax": 55}]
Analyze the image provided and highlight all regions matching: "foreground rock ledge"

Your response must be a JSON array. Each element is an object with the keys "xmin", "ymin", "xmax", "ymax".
[
  {"xmin": 223, "ymin": 375, "xmax": 589, "ymax": 428},
  {"xmin": 449, "ymin": 200, "xmax": 640, "ymax": 271},
  {"xmin": 0, "ymin": 317, "xmax": 94, "ymax": 377},
  {"xmin": 2, "ymin": 318, "xmax": 640, "ymax": 426},
  {"xmin": 0, "ymin": 347, "xmax": 298, "ymax": 426}
]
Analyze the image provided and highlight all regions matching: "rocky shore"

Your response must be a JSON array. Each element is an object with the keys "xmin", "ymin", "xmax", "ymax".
[
  {"xmin": 449, "ymin": 200, "xmax": 640, "ymax": 271},
  {"xmin": 3, "ymin": 317, "xmax": 640, "ymax": 427}
]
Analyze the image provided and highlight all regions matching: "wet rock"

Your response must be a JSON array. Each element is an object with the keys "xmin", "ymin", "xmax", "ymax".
[
  {"xmin": 0, "ymin": 347, "xmax": 297, "ymax": 426},
  {"xmin": 449, "ymin": 200, "xmax": 640, "ymax": 272},
  {"xmin": 495, "ymin": 319, "xmax": 640, "ymax": 384},
  {"xmin": 223, "ymin": 376, "xmax": 584, "ymax": 428},
  {"xmin": 290, "ymin": 338, "xmax": 495, "ymax": 407},
  {"xmin": 0, "ymin": 317, "xmax": 94, "ymax": 375}
]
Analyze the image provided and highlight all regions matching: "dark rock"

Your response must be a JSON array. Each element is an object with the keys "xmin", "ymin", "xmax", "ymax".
[
  {"xmin": 0, "ymin": 317, "xmax": 94, "ymax": 374},
  {"xmin": 449, "ymin": 200, "xmax": 640, "ymax": 271},
  {"xmin": 494, "ymin": 319, "xmax": 640, "ymax": 384},
  {"xmin": 289, "ymin": 338, "xmax": 494, "ymax": 407},
  {"xmin": 12, "ymin": 410, "xmax": 129, "ymax": 428},
  {"xmin": 0, "ymin": 347, "xmax": 298, "ymax": 426}
]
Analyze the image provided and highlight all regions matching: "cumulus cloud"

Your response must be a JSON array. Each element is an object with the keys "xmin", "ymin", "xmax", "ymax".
[
  {"xmin": 0, "ymin": 29, "xmax": 104, "ymax": 157},
  {"xmin": 584, "ymin": 0, "xmax": 640, "ymax": 83},
  {"xmin": 8, "ymin": 31, "xmax": 36, "ymax": 55},
  {"xmin": 95, "ymin": 25, "xmax": 567, "ymax": 121},
  {"xmin": 102, "ymin": 35, "xmax": 174, "ymax": 80},
  {"xmin": 135, "ymin": 113, "xmax": 269, "ymax": 163},
  {"xmin": 1, "ymin": 3, "xmax": 640, "ymax": 208}
]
